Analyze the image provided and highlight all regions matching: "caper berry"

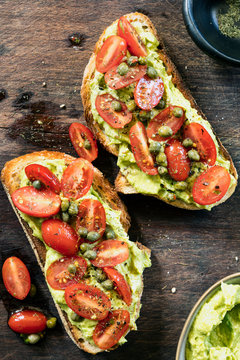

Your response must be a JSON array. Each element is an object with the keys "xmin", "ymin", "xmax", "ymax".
[
  {"xmin": 127, "ymin": 56, "xmax": 138, "ymax": 66},
  {"xmin": 84, "ymin": 249, "xmax": 97, "ymax": 260},
  {"xmin": 158, "ymin": 125, "xmax": 173, "ymax": 138},
  {"xmin": 27, "ymin": 334, "xmax": 41, "ymax": 344},
  {"xmin": 70, "ymin": 312, "xmax": 83, "ymax": 322},
  {"xmin": 149, "ymin": 141, "xmax": 162, "ymax": 154},
  {"xmin": 68, "ymin": 264, "xmax": 77, "ymax": 274},
  {"xmin": 182, "ymin": 138, "xmax": 193, "ymax": 148},
  {"xmin": 32, "ymin": 180, "xmax": 42, "ymax": 190},
  {"xmin": 84, "ymin": 139, "xmax": 91, "ymax": 150},
  {"xmin": 87, "ymin": 231, "xmax": 101, "ymax": 242},
  {"xmin": 155, "ymin": 99, "xmax": 166, "ymax": 109},
  {"xmin": 126, "ymin": 100, "xmax": 137, "ymax": 112},
  {"xmin": 105, "ymin": 225, "xmax": 116, "ymax": 239},
  {"xmin": 188, "ymin": 149, "xmax": 200, "ymax": 161},
  {"xmin": 147, "ymin": 66, "xmax": 158, "ymax": 79},
  {"xmin": 29, "ymin": 283, "xmax": 37, "ymax": 297},
  {"xmin": 102, "ymin": 279, "xmax": 114, "ymax": 290},
  {"xmin": 138, "ymin": 110, "xmax": 151, "ymax": 122},
  {"xmin": 175, "ymin": 181, "xmax": 188, "ymax": 191},
  {"xmin": 138, "ymin": 56, "xmax": 147, "ymax": 65},
  {"xmin": 68, "ymin": 202, "xmax": 78, "ymax": 216},
  {"xmin": 158, "ymin": 166, "xmax": 168, "ymax": 175},
  {"xmin": 61, "ymin": 199, "xmax": 69, "ymax": 212},
  {"xmin": 117, "ymin": 62, "xmax": 129, "ymax": 76},
  {"xmin": 80, "ymin": 242, "xmax": 90, "ymax": 253},
  {"xmin": 61, "ymin": 212, "xmax": 69, "ymax": 222},
  {"xmin": 111, "ymin": 100, "xmax": 122, "ymax": 112},
  {"xmin": 173, "ymin": 107, "xmax": 184, "ymax": 118},
  {"xmin": 78, "ymin": 227, "xmax": 88, "ymax": 238},
  {"xmin": 95, "ymin": 268, "xmax": 107, "ymax": 282},
  {"xmin": 156, "ymin": 152, "xmax": 167, "ymax": 166},
  {"xmin": 46, "ymin": 317, "xmax": 57, "ymax": 329}
]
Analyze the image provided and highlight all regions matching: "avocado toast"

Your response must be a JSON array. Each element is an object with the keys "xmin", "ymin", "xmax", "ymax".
[
  {"xmin": 1, "ymin": 150, "xmax": 151, "ymax": 354},
  {"xmin": 81, "ymin": 12, "xmax": 237, "ymax": 210}
]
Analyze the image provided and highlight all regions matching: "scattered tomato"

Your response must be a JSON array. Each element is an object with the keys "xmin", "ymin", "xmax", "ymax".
[
  {"xmin": 105, "ymin": 64, "xmax": 147, "ymax": 90},
  {"xmin": 104, "ymin": 267, "xmax": 132, "ymax": 306},
  {"xmin": 165, "ymin": 139, "xmax": 190, "ymax": 181},
  {"xmin": 8, "ymin": 310, "xmax": 47, "ymax": 334},
  {"xmin": 69, "ymin": 123, "xmax": 98, "ymax": 162},
  {"xmin": 25, "ymin": 164, "xmax": 61, "ymax": 194},
  {"xmin": 118, "ymin": 16, "xmax": 147, "ymax": 57},
  {"xmin": 96, "ymin": 35, "xmax": 127, "ymax": 73},
  {"xmin": 91, "ymin": 240, "xmax": 129, "ymax": 268},
  {"xmin": 134, "ymin": 75, "xmax": 164, "ymax": 110}
]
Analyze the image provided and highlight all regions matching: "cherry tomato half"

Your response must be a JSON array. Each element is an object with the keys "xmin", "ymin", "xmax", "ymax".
[
  {"xmin": 61, "ymin": 158, "xmax": 94, "ymax": 200},
  {"xmin": 69, "ymin": 123, "xmax": 98, "ymax": 162},
  {"xmin": 46, "ymin": 256, "xmax": 87, "ymax": 290},
  {"xmin": 25, "ymin": 164, "xmax": 61, "ymax": 194},
  {"xmin": 147, "ymin": 106, "xmax": 186, "ymax": 141},
  {"xmin": 91, "ymin": 240, "xmax": 129, "ymax": 268},
  {"xmin": 184, "ymin": 122, "xmax": 217, "ymax": 166},
  {"xmin": 165, "ymin": 139, "xmax": 190, "ymax": 181},
  {"xmin": 12, "ymin": 186, "xmax": 61, "ymax": 218},
  {"xmin": 192, "ymin": 165, "xmax": 231, "ymax": 205},
  {"xmin": 65, "ymin": 283, "xmax": 111, "ymax": 320},
  {"xmin": 2, "ymin": 257, "xmax": 31, "ymax": 300},
  {"xmin": 95, "ymin": 94, "xmax": 132, "ymax": 129},
  {"xmin": 96, "ymin": 35, "xmax": 127, "ymax": 74},
  {"xmin": 93, "ymin": 309, "xmax": 130, "ymax": 350},
  {"xmin": 104, "ymin": 267, "xmax": 132, "ymax": 306},
  {"xmin": 8, "ymin": 310, "xmax": 47, "ymax": 334},
  {"xmin": 76, "ymin": 199, "xmax": 106, "ymax": 241},
  {"xmin": 117, "ymin": 16, "xmax": 147, "ymax": 57},
  {"xmin": 134, "ymin": 75, "xmax": 164, "ymax": 111},
  {"xmin": 129, "ymin": 122, "xmax": 158, "ymax": 176},
  {"xmin": 105, "ymin": 64, "xmax": 147, "ymax": 90},
  {"xmin": 42, "ymin": 219, "xmax": 79, "ymax": 256}
]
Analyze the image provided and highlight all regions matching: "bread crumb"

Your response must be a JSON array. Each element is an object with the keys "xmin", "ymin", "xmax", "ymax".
[{"xmin": 171, "ymin": 287, "xmax": 177, "ymax": 294}]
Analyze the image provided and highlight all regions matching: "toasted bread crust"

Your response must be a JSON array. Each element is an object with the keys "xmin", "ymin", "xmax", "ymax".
[
  {"xmin": 81, "ymin": 13, "xmax": 237, "ymax": 210},
  {"xmin": 1, "ymin": 150, "xmax": 149, "ymax": 354}
]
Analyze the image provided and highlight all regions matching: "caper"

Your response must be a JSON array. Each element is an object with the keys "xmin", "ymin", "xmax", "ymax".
[
  {"xmin": 127, "ymin": 56, "xmax": 138, "ymax": 66},
  {"xmin": 32, "ymin": 180, "xmax": 42, "ymax": 190},
  {"xmin": 95, "ymin": 268, "xmax": 107, "ymax": 282},
  {"xmin": 111, "ymin": 100, "xmax": 122, "ymax": 112},
  {"xmin": 156, "ymin": 152, "xmax": 167, "ymax": 166},
  {"xmin": 188, "ymin": 149, "xmax": 200, "ymax": 161},
  {"xmin": 173, "ymin": 107, "xmax": 184, "ymax": 118},
  {"xmin": 29, "ymin": 283, "xmax": 37, "ymax": 297},
  {"xmin": 83, "ymin": 139, "xmax": 91, "ymax": 150},
  {"xmin": 138, "ymin": 110, "xmax": 151, "ymax": 122},
  {"xmin": 46, "ymin": 317, "xmax": 57, "ymax": 329},
  {"xmin": 149, "ymin": 141, "xmax": 162, "ymax": 154},
  {"xmin": 27, "ymin": 334, "xmax": 41, "ymax": 344},
  {"xmin": 105, "ymin": 225, "xmax": 115, "ymax": 239},
  {"xmin": 84, "ymin": 249, "xmax": 97, "ymax": 260},
  {"xmin": 182, "ymin": 138, "xmax": 193, "ymax": 148},
  {"xmin": 117, "ymin": 62, "xmax": 129, "ymax": 76},
  {"xmin": 61, "ymin": 212, "xmax": 69, "ymax": 222},
  {"xmin": 70, "ymin": 312, "xmax": 83, "ymax": 322},
  {"xmin": 61, "ymin": 199, "xmax": 69, "ymax": 212},
  {"xmin": 138, "ymin": 56, "xmax": 147, "ymax": 65},
  {"xmin": 167, "ymin": 193, "xmax": 176, "ymax": 202},
  {"xmin": 158, "ymin": 125, "xmax": 173, "ymax": 138},
  {"xmin": 68, "ymin": 264, "xmax": 77, "ymax": 274},
  {"xmin": 87, "ymin": 231, "xmax": 101, "ymax": 242},
  {"xmin": 155, "ymin": 99, "xmax": 166, "ymax": 109},
  {"xmin": 175, "ymin": 181, "xmax": 188, "ymax": 191},
  {"xmin": 158, "ymin": 166, "xmax": 168, "ymax": 175},
  {"xmin": 78, "ymin": 227, "xmax": 88, "ymax": 238},
  {"xmin": 80, "ymin": 242, "xmax": 90, "ymax": 253},
  {"xmin": 102, "ymin": 279, "xmax": 114, "ymax": 290},
  {"xmin": 68, "ymin": 202, "xmax": 78, "ymax": 216},
  {"xmin": 147, "ymin": 66, "xmax": 158, "ymax": 79},
  {"xmin": 126, "ymin": 100, "xmax": 137, "ymax": 112}
]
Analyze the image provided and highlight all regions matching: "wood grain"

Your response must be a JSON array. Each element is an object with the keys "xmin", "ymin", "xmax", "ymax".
[{"xmin": 0, "ymin": 0, "xmax": 239, "ymax": 359}]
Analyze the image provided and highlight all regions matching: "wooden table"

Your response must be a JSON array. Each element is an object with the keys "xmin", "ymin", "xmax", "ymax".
[{"xmin": 0, "ymin": 1, "xmax": 239, "ymax": 359}]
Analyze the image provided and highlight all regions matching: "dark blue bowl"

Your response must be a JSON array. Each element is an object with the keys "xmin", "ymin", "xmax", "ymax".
[{"xmin": 182, "ymin": 0, "xmax": 240, "ymax": 65}]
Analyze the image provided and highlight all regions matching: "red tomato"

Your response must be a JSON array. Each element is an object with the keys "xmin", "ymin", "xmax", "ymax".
[
  {"xmin": 134, "ymin": 75, "xmax": 164, "ymax": 111},
  {"xmin": 147, "ymin": 106, "xmax": 186, "ymax": 141},
  {"xmin": 192, "ymin": 165, "xmax": 231, "ymax": 205},
  {"xmin": 8, "ymin": 310, "xmax": 47, "ymax": 334},
  {"xmin": 25, "ymin": 164, "xmax": 61, "ymax": 194},
  {"xmin": 42, "ymin": 219, "xmax": 79, "ymax": 256},
  {"xmin": 65, "ymin": 283, "xmax": 111, "ymax": 320},
  {"xmin": 93, "ymin": 309, "xmax": 130, "ymax": 350},
  {"xmin": 96, "ymin": 35, "xmax": 127, "ymax": 74},
  {"xmin": 165, "ymin": 139, "xmax": 190, "ymax": 181},
  {"xmin": 69, "ymin": 123, "xmax": 98, "ymax": 162},
  {"xmin": 61, "ymin": 158, "xmax": 93, "ymax": 200},
  {"xmin": 105, "ymin": 64, "xmax": 147, "ymax": 90},
  {"xmin": 104, "ymin": 268, "xmax": 132, "ymax": 306},
  {"xmin": 129, "ymin": 122, "xmax": 158, "ymax": 176},
  {"xmin": 184, "ymin": 122, "xmax": 217, "ymax": 166},
  {"xmin": 76, "ymin": 199, "xmax": 106, "ymax": 241},
  {"xmin": 12, "ymin": 186, "xmax": 61, "ymax": 218},
  {"xmin": 117, "ymin": 16, "xmax": 147, "ymax": 57},
  {"xmin": 46, "ymin": 256, "xmax": 87, "ymax": 290},
  {"xmin": 2, "ymin": 257, "xmax": 31, "ymax": 300},
  {"xmin": 95, "ymin": 94, "xmax": 132, "ymax": 129},
  {"xmin": 91, "ymin": 240, "xmax": 129, "ymax": 268}
]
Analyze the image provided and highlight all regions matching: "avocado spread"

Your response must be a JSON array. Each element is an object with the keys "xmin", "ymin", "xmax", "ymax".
[
  {"xmin": 186, "ymin": 283, "xmax": 240, "ymax": 359},
  {"xmin": 18, "ymin": 159, "xmax": 151, "ymax": 347},
  {"xmin": 89, "ymin": 20, "xmax": 236, "ymax": 210}
]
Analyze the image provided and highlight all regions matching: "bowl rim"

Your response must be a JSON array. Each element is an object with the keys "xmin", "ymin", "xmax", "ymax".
[
  {"xmin": 182, "ymin": 0, "xmax": 240, "ymax": 66},
  {"xmin": 175, "ymin": 271, "xmax": 240, "ymax": 360}
]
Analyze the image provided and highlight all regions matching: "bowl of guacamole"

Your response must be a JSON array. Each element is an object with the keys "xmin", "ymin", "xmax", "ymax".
[{"xmin": 176, "ymin": 272, "xmax": 240, "ymax": 360}]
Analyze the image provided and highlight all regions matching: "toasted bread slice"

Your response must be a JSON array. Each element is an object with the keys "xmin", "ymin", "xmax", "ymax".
[
  {"xmin": 81, "ymin": 12, "xmax": 237, "ymax": 210},
  {"xmin": 1, "ymin": 150, "xmax": 150, "ymax": 354}
]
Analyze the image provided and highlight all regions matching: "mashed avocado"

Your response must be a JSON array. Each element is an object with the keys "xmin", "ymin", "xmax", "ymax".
[
  {"xmin": 18, "ymin": 159, "xmax": 151, "ymax": 347},
  {"xmin": 186, "ymin": 283, "xmax": 240, "ymax": 360},
  {"xmin": 89, "ymin": 20, "xmax": 236, "ymax": 210}
]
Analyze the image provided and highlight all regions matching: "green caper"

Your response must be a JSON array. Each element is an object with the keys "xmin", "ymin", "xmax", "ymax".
[
  {"xmin": 46, "ymin": 317, "xmax": 57, "ymax": 329},
  {"xmin": 102, "ymin": 279, "xmax": 114, "ymax": 290},
  {"xmin": 61, "ymin": 199, "xmax": 69, "ymax": 212},
  {"xmin": 71, "ymin": 312, "xmax": 83, "ymax": 322},
  {"xmin": 156, "ymin": 152, "xmax": 167, "ymax": 166},
  {"xmin": 138, "ymin": 110, "xmax": 151, "ymax": 122},
  {"xmin": 117, "ymin": 62, "xmax": 129, "ymax": 76},
  {"xmin": 68, "ymin": 202, "xmax": 78, "ymax": 216},
  {"xmin": 188, "ymin": 149, "xmax": 200, "ymax": 161},
  {"xmin": 84, "ymin": 249, "xmax": 97, "ymax": 260},
  {"xmin": 105, "ymin": 225, "xmax": 116, "ymax": 239},
  {"xmin": 167, "ymin": 193, "xmax": 176, "ymax": 202},
  {"xmin": 87, "ymin": 231, "xmax": 101, "ymax": 242},
  {"xmin": 78, "ymin": 227, "xmax": 88, "ymax": 238},
  {"xmin": 68, "ymin": 264, "xmax": 77, "ymax": 274},
  {"xmin": 147, "ymin": 66, "xmax": 158, "ymax": 79},
  {"xmin": 29, "ymin": 283, "xmax": 37, "ymax": 297},
  {"xmin": 32, "ymin": 180, "xmax": 42, "ymax": 190},
  {"xmin": 158, "ymin": 125, "xmax": 173, "ymax": 138},
  {"xmin": 61, "ymin": 212, "xmax": 69, "ymax": 222},
  {"xmin": 111, "ymin": 100, "xmax": 122, "ymax": 112},
  {"xmin": 95, "ymin": 268, "xmax": 107, "ymax": 282},
  {"xmin": 173, "ymin": 107, "xmax": 184, "ymax": 118},
  {"xmin": 175, "ymin": 181, "xmax": 188, "ymax": 191},
  {"xmin": 98, "ymin": 76, "xmax": 106, "ymax": 90},
  {"xmin": 155, "ymin": 99, "xmax": 166, "ymax": 109},
  {"xmin": 138, "ymin": 56, "xmax": 147, "ymax": 65},
  {"xmin": 126, "ymin": 100, "xmax": 137, "ymax": 112},
  {"xmin": 127, "ymin": 56, "xmax": 138, "ymax": 66},
  {"xmin": 182, "ymin": 138, "xmax": 193, "ymax": 148},
  {"xmin": 80, "ymin": 242, "xmax": 90, "ymax": 253},
  {"xmin": 158, "ymin": 166, "xmax": 168, "ymax": 175},
  {"xmin": 149, "ymin": 141, "xmax": 162, "ymax": 154},
  {"xmin": 84, "ymin": 139, "xmax": 91, "ymax": 150},
  {"xmin": 27, "ymin": 334, "xmax": 41, "ymax": 344}
]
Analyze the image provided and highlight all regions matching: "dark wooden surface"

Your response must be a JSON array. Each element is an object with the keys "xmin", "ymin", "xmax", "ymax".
[{"xmin": 0, "ymin": 1, "xmax": 239, "ymax": 359}]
